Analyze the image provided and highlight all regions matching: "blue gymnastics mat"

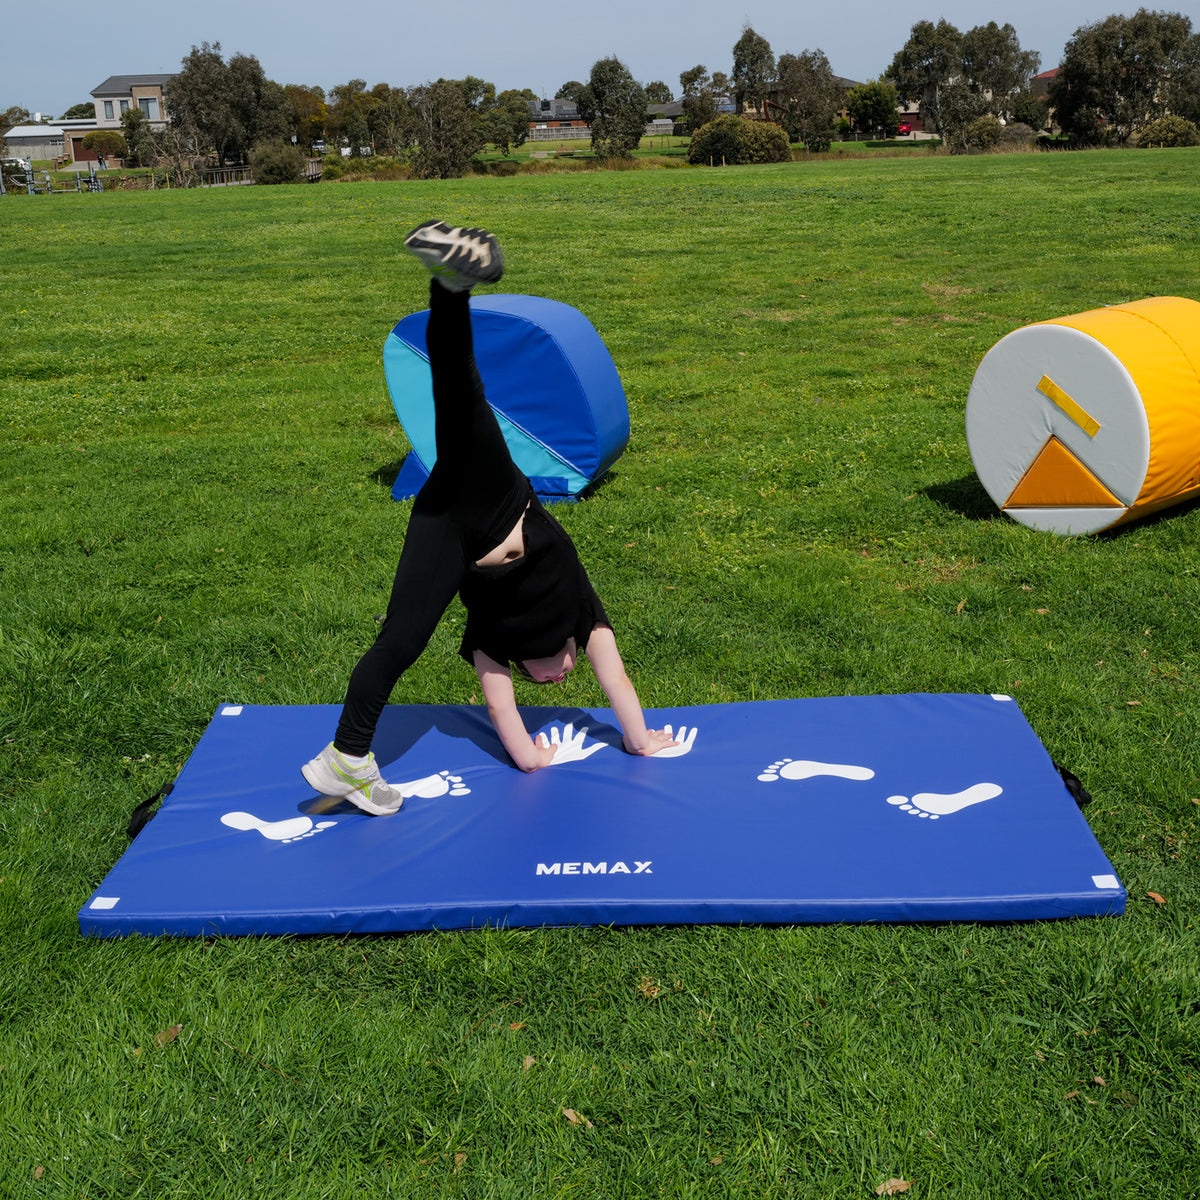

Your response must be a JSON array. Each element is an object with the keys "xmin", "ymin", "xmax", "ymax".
[{"xmin": 80, "ymin": 695, "xmax": 1125, "ymax": 937}]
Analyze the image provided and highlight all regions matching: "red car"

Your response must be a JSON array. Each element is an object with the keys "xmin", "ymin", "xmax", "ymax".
[{"xmin": 897, "ymin": 122, "xmax": 912, "ymax": 135}]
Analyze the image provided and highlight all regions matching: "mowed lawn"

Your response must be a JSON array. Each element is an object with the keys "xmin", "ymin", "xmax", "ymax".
[{"xmin": 2, "ymin": 151, "xmax": 1198, "ymax": 1198}]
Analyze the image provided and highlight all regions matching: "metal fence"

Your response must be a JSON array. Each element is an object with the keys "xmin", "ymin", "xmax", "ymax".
[{"xmin": 528, "ymin": 126, "xmax": 592, "ymax": 141}]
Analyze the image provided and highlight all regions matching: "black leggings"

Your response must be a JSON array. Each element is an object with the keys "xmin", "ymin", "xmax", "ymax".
[{"xmin": 333, "ymin": 282, "xmax": 528, "ymax": 755}]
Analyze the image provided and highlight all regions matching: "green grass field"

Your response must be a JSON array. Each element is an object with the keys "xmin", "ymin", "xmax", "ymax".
[{"xmin": 2, "ymin": 150, "xmax": 1199, "ymax": 1198}]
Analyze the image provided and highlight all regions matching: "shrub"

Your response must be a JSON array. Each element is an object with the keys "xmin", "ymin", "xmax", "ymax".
[
  {"xmin": 1010, "ymin": 92, "xmax": 1049, "ymax": 132},
  {"xmin": 998, "ymin": 122, "xmax": 1037, "ymax": 149},
  {"xmin": 342, "ymin": 159, "xmax": 411, "ymax": 181},
  {"xmin": 687, "ymin": 114, "xmax": 790, "ymax": 165},
  {"xmin": 249, "ymin": 140, "xmax": 305, "ymax": 185},
  {"xmin": 471, "ymin": 158, "xmax": 520, "ymax": 177},
  {"xmin": 800, "ymin": 129, "xmax": 834, "ymax": 153},
  {"xmin": 82, "ymin": 130, "xmax": 128, "ymax": 160},
  {"xmin": 1134, "ymin": 115, "xmax": 1200, "ymax": 148},
  {"xmin": 964, "ymin": 114, "xmax": 1003, "ymax": 152},
  {"xmin": 319, "ymin": 152, "xmax": 348, "ymax": 180}
]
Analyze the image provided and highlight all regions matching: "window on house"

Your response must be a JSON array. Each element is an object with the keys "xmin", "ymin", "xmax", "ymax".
[
  {"xmin": 119, "ymin": 100, "xmax": 129, "ymax": 113},
  {"xmin": 104, "ymin": 101, "xmax": 114, "ymax": 119},
  {"xmin": 139, "ymin": 98, "xmax": 158, "ymax": 119}
]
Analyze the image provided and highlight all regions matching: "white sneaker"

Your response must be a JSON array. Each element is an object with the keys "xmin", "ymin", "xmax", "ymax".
[
  {"xmin": 301, "ymin": 743, "xmax": 404, "ymax": 816},
  {"xmin": 403, "ymin": 220, "xmax": 504, "ymax": 290}
]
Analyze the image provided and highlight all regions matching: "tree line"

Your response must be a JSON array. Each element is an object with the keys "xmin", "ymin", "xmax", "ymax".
[{"xmin": 4, "ymin": 9, "xmax": 1197, "ymax": 179}]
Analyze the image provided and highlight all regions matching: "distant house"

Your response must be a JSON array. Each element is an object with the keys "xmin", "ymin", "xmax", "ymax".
[
  {"xmin": 90, "ymin": 74, "xmax": 175, "ymax": 128},
  {"xmin": 527, "ymin": 96, "xmax": 589, "ymax": 140},
  {"xmin": 49, "ymin": 73, "xmax": 178, "ymax": 163},
  {"xmin": 1031, "ymin": 68, "xmax": 1060, "ymax": 100},
  {"xmin": 3, "ymin": 123, "xmax": 68, "ymax": 161},
  {"xmin": 746, "ymin": 75, "xmax": 868, "ymax": 127},
  {"xmin": 527, "ymin": 95, "xmax": 728, "ymax": 143}
]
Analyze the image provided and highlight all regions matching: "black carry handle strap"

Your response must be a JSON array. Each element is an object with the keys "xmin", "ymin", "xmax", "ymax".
[
  {"xmin": 1053, "ymin": 761, "xmax": 1092, "ymax": 809},
  {"xmin": 127, "ymin": 780, "xmax": 175, "ymax": 838}
]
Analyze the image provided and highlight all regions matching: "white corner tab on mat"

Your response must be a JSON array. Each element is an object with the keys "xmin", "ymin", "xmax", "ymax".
[
  {"xmin": 89, "ymin": 896, "xmax": 120, "ymax": 909},
  {"xmin": 220, "ymin": 705, "xmax": 244, "ymax": 717},
  {"xmin": 1092, "ymin": 874, "xmax": 1120, "ymax": 889}
]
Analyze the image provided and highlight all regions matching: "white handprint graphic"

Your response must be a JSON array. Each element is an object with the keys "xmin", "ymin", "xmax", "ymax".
[
  {"xmin": 536, "ymin": 723, "xmax": 608, "ymax": 766},
  {"xmin": 650, "ymin": 725, "xmax": 699, "ymax": 757}
]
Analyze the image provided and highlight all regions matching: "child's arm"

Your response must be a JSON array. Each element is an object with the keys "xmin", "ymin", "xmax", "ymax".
[
  {"xmin": 585, "ymin": 626, "xmax": 677, "ymax": 756},
  {"xmin": 473, "ymin": 650, "xmax": 558, "ymax": 771}
]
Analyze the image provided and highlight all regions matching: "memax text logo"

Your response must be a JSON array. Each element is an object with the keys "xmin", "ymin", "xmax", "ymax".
[{"xmin": 536, "ymin": 860, "xmax": 652, "ymax": 876}]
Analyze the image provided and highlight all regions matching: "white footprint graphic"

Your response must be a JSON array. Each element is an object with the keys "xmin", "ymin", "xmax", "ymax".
[
  {"xmin": 886, "ymin": 782, "xmax": 1002, "ymax": 819},
  {"xmin": 398, "ymin": 769, "xmax": 471, "ymax": 799},
  {"xmin": 758, "ymin": 757, "xmax": 876, "ymax": 784},
  {"xmin": 221, "ymin": 812, "xmax": 338, "ymax": 843}
]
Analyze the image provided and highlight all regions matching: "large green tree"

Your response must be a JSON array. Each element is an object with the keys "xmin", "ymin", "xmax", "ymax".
[
  {"xmin": 678, "ymin": 65, "xmax": 731, "ymax": 131},
  {"xmin": 1010, "ymin": 90, "xmax": 1050, "ymax": 130},
  {"xmin": 1165, "ymin": 28, "xmax": 1200, "ymax": 123},
  {"xmin": 1, "ymin": 104, "xmax": 32, "ymax": 130},
  {"xmin": 887, "ymin": 19, "xmax": 962, "ymax": 134},
  {"xmin": 60, "ymin": 102, "xmax": 96, "ymax": 120},
  {"xmin": 119, "ymin": 106, "xmax": 157, "ymax": 166},
  {"xmin": 732, "ymin": 25, "xmax": 776, "ymax": 115},
  {"xmin": 235, "ymin": 59, "xmax": 291, "ymax": 146},
  {"xmin": 937, "ymin": 79, "xmax": 992, "ymax": 152},
  {"xmin": 366, "ymin": 84, "xmax": 411, "ymax": 156},
  {"xmin": 407, "ymin": 78, "xmax": 484, "ymax": 178},
  {"xmin": 846, "ymin": 79, "xmax": 901, "ymax": 139},
  {"xmin": 166, "ymin": 42, "xmax": 289, "ymax": 164},
  {"xmin": 327, "ymin": 78, "xmax": 377, "ymax": 156},
  {"xmin": 1050, "ymin": 9, "xmax": 1198, "ymax": 144},
  {"xmin": 774, "ymin": 49, "xmax": 841, "ymax": 150},
  {"xmin": 575, "ymin": 57, "xmax": 647, "ymax": 157},
  {"xmin": 889, "ymin": 18, "xmax": 1041, "ymax": 143},
  {"xmin": 959, "ymin": 22, "xmax": 1040, "ymax": 119},
  {"xmin": 486, "ymin": 88, "xmax": 535, "ymax": 155},
  {"xmin": 284, "ymin": 83, "xmax": 327, "ymax": 151}
]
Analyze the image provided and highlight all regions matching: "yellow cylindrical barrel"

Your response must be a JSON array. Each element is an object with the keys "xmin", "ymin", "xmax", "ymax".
[{"xmin": 966, "ymin": 297, "xmax": 1200, "ymax": 534}]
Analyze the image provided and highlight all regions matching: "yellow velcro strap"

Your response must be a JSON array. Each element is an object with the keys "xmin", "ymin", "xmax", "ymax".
[{"xmin": 1037, "ymin": 375, "xmax": 1101, "ymax": 438}]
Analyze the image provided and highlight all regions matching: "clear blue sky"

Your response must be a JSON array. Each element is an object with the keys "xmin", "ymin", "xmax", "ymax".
[{"xmin": 8, "ymin": 0, "xmax": 1189, "ymax": 118}]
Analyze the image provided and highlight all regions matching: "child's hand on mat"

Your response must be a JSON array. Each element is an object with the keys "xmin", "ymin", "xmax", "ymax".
[
  {"xmin": 648, "ymin": 725, "xmax": 698, "ymax": 758},
  {"xmin": 537, "ymin": 723, "xmax": 608, "ymax": 766},
  {"xmin": 624, "ymin": 727, "xmax": 681, "ymax": 756}
]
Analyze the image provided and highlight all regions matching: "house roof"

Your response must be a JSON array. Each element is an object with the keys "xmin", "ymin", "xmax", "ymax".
[
  {"xmin": 91, "ymin": 74, "xmax": 176, "ymax": 97},
  {"xmin": 528, "ymin": 97, "xmax": 581, "ymax": 121},
  {"xmin": 4, "ymin": 123, "xmax": 65, "ymax": 137}
]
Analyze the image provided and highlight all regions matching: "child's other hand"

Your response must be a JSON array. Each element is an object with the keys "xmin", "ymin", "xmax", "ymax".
[
  {"xmin": 626, "ymin": 725, "xmax": 698, "ymax": 757},
  {"xmin": 649, "ymin": 724, "xmax": 698, "ymax": 757},
  {"xmin": 625, "ymin": 727, "xmax": 680, "ymax": 756}
]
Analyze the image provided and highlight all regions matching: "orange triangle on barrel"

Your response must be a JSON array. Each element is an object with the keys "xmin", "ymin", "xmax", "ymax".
[{"xmin": 1003, "ymin": 436, "xmax": 1123, "ymax": 509}]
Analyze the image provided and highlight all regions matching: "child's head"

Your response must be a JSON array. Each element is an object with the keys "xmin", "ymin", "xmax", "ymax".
[{"xmin": 517, "ymin": 638, "xmax": 577, "ymax": 685}]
